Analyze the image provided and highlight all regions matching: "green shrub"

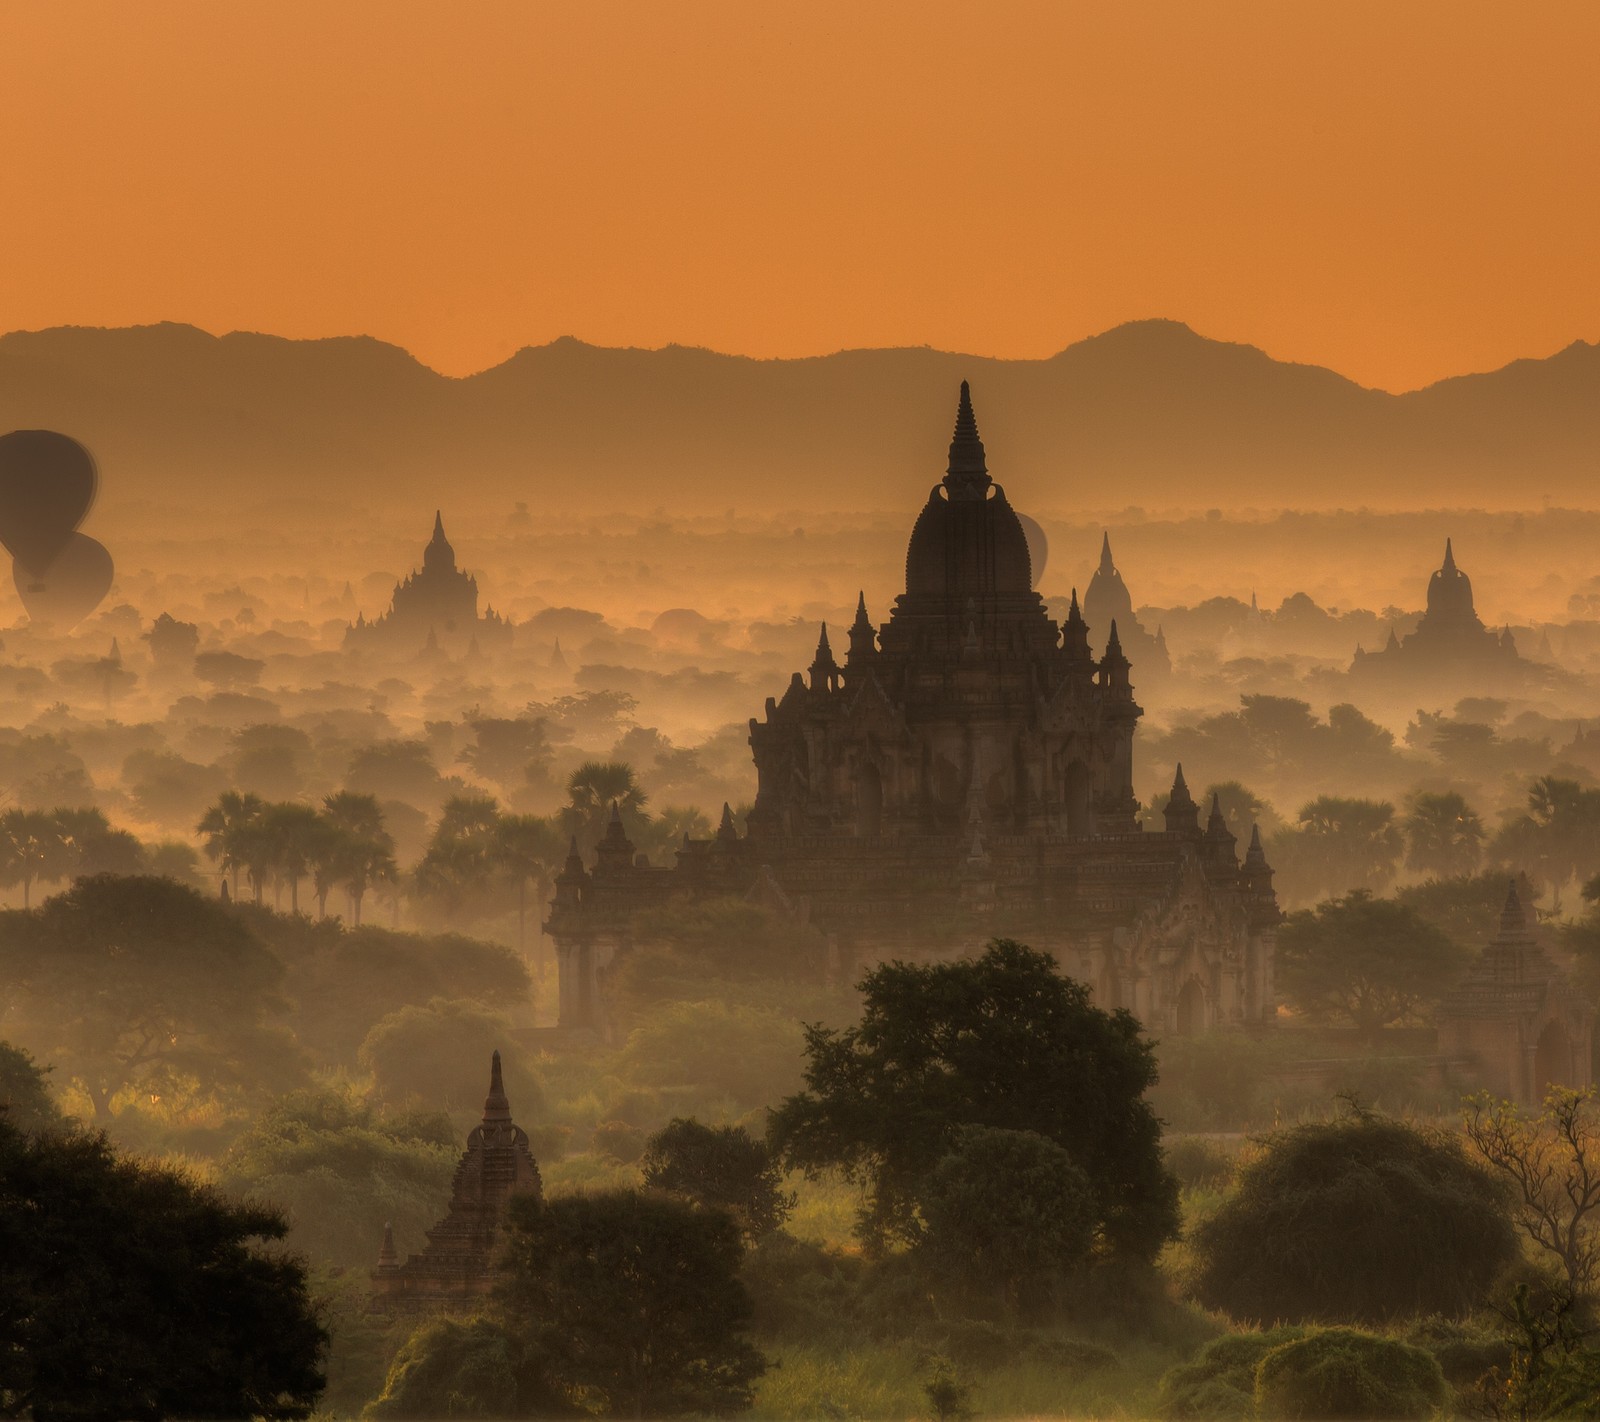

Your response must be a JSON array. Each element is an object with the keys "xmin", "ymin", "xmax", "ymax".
[
  {"xmin": 362, "ymin": 1315, "xmax": 563, "ymax": 1418},
  {"xmin": 739, "ymin": 1230, "xmax": 868, "ymax": 1342},
  {"xmin": 918, "ymin": 1125, "xmax": 1098, "ymax": 1318},
  {"xmin": 1158, "ymin": 1328, "xmax": 1305, "ymax": 1420},
  {"xmin": 1254, "ymin": 1328, "xmax": 1447, "ymax": 1420},
  {"xmin": 1191, "ymin": 1111, "xmax": 1518, "ymax": 1323},
  {"xmin": 1402, "ymin": 1315, "xmax": 1510, "ymax": 1389},
  {"xmin": 219, "ymin": 1089, "xmax": 459, "ymax": 1270}
]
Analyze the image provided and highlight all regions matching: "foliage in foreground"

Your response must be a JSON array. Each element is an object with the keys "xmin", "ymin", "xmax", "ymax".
[
  {"xmin": 499, "ymin": 1188, "xmax": 766, "ymax": 1417},
  {"xmin": 0, "ymin": 1115, "xmax": 325, "ymax": 1419},
  {"xmin": 1191, "ymin": 1107, "xmax": 1518, "ymax": 1324},
  {"xmin": 770, "ymin": 938, "xmax": 1179, "ymax": 1261}
]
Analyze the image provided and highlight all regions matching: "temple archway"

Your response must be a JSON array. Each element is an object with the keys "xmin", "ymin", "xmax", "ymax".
[
  {"xmin": 1175, "ymin": 977, "xmax": 1207, "ymax": 1036},
  {"xmin": 1535, "ymin": 1019, "xmax": 1572, "ymax": 1102}
]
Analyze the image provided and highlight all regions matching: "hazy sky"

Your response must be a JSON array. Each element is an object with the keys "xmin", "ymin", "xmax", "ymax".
[{"xmin": 4, "ymin": 1, "xmax": 1596, "ymax": 391}]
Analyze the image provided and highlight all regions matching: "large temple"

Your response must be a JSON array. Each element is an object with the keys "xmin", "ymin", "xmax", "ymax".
[
  {"xmin": 345, "ymin": 512, "xmax": 512, "ymax": 656},
  {"xmin": 547, "ymin": 385, "xmax": 1278, "ymax": 1037}
]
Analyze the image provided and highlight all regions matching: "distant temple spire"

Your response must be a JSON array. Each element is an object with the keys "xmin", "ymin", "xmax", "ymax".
[
  {"xmin": 1442, "ymin": 537, "xmax": 1456, "ymax": 574},
  {"xmin": 1099, "ymin": 532, "xmax": 1115, "ymax": 576}
]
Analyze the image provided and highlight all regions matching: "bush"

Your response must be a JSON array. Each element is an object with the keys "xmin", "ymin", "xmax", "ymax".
[
  {"xmin": 1191, "ymin": 1110, "xmax": 1518, "ymax": 1323},
  {"xmin": 0, "ymin": 1041, "xmax": 63, "ymax": 1135},
  {"xmin": 738, "ymin": 1230, "xmax": 868, "ymax": 1342},
  {"xmin": 1254, "ymin": 1328, "xmax": 1448, "ymax": 1420},
  {"xmin": 641, "ymin": 1118, "xmax": 794, "ymax": 1238},
  {"xmin": 362, "ymin": 1315, "xmax": 566, "ymax": 1419},
  {"xmin": 219, "ymin": 1089, "xmax": 459, "ymax": 1269},
  {"xmin": 1158, "ymin": 1328, "xmax": 1306, "ymax": 1420},
  {"xmin": 918, "ymin": 1125, "xmax": 1098, "ymax": 1318}
]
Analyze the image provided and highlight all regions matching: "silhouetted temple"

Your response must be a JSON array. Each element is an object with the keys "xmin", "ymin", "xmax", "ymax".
[
  {"xmin": 547, "ymin": 384, "xmax": 1278, "ymax": 1037},
  {"xmin": 1350, "ymin": 540, "xmax": 1533, "ymax": 688},
  {"xmin": 369, "ymin": 1052, "xmax": 542, "ymax": 1312},
  {"xmin": 1083, "ymin": 533, "xmax": 1170, "ymax": 678},
  {"xmin": 345, "ymin": 512, "xmax": 511, "ymax": 656},
  {"xmin": 1439, "ymin": 882, "xmax": 1593, "ymax": 1105}
]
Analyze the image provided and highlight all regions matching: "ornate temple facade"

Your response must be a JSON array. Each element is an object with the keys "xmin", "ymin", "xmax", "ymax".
[
  {"xmin": 345, "ymin": 512, "xmax": 512, "ymax": 656},
  {"xmin": 369, "ymin": 1052, "xmax": 542, "ymax": 1312},
  {"xmin": 547, "ymin": 385, "xmax": 1279, "ymax": 1037},
  {"xmin": 1439, "ymin": 883, "xmax": 1593, "ymax": 1105},
  {"xmin": 1082, "ymin": 533, "xmax": 1171, "ymax": 678}
]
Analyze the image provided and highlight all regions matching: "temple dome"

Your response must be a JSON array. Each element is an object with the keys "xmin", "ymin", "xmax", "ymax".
[{"xmin": 903, "ymin": 383, "xmax": 1033, "ymax": 599}]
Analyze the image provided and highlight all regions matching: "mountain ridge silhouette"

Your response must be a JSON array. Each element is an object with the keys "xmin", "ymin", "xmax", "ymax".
[{"xmin": 1, "ymin": 319, "xmax": 1596, "ymax": 513}]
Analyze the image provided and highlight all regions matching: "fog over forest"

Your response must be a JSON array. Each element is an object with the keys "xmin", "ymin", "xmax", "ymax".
[{"xmin": 8, "ymin": 383, "xmax": 1600, "ymax": 1420}]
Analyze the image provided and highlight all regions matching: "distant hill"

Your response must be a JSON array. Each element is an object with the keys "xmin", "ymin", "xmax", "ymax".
[{"xmin": 1, "ymin": 319, "xmax": 1597, "ymax": 515}]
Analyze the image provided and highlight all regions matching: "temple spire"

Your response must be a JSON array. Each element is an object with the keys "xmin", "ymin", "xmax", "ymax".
[
  {"xmin": 1164, "ymin": 763, "xmax": 1199, "ymax": 834},
  {"xmin": 483, "ymin": 1050, "xmax": 512, "ymax": 1124},
  {"xmin": 1099, "ymin": 532, "xmax": 1115, "ymax": 575},
  {"xmin": 944, "ymin": 380, "xmax": 991, "ymax": 498},
  {"xmin": 847, "ymin": 591, "xmax": 877, "ymax": 669},
  {"xmin": 1442, "ymin": 537, "xmax": 1456, "ymax": 574}
]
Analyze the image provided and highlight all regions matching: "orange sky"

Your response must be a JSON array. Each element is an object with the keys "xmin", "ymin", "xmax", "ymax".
[{"xmin": 2, "ymin": 1, "xmax": 1596, "ymax": 391}]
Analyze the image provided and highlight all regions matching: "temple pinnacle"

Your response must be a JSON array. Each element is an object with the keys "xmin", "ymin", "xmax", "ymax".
[
  {"xmin": 1443, "ymin": 537, "xmax": 1456, "ymax": 573},
  {"xmin": 945, "ymin": 380, "xmax": 990, "ymax": 493},
  {"xmin": 483, "ymin": 1049, "xmax": 511, "ymax": 1124},
  {"xmin": 1099, "ymin": 532, "xmax": 1115, "ymax": 575}
]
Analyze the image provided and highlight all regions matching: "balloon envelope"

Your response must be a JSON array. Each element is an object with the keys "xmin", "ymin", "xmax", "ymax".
[
  {"xmin": 1015, "ymin": 512, "xmax": 1049, "ymax": 588},
  {"xmin": 13, "ymin": 533, "xmax": 114, "ymax": 629},
  {"xmin": 0, "ymin": 430, "xmax": 99, "ymax": 576}
]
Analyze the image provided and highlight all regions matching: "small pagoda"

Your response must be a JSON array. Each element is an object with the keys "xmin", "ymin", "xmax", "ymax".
[
  {"xmin": 369, "ymin": 1051, "xmax": 543, "ymax": 1312},
  {"xmin": 1439, "ymin": 881, "xmax": 1593, "ymax": 1105}
]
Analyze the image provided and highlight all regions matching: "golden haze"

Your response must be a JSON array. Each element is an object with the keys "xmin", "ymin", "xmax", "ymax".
[{"xmin": 1, "ymin": 0, "xmax": 1597, "ymax": 390}]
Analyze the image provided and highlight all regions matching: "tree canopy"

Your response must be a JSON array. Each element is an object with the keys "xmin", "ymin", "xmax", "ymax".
[
  {"xmin": 499, "ymin": 1189, "xmax": 766, "ymax": 1418},
  {"xmin": 640, "ymin": 1118, "xmax": 795, "ymax": 1240},
  {"xmin": 1275, "ymin": 891, "xmax": 1469, "ymax": 1041},
  {"xmin": 0, "ymin": 874, "xmax": 305, "ymax": 1120},
  {"xmin": 768, "ymin": 938, "xmax": 1178, "ymax": 1260},
  {"xmin": 0, "ymin": 1115, "xmax": 326, "ymax": 1419}
]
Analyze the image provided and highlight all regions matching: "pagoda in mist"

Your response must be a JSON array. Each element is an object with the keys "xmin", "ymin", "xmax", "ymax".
[
  {"xmin": 548, "ymin": 383, "xmax": 1278, "ymax": 1041},
  {"xmin": 345, "ymin": 511, "xmax": 512, "ymax": 656}
]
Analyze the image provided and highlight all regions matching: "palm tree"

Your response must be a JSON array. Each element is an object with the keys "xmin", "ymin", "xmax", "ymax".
[
  {"xmin": 1295, "ymin": 796, "xmax": 1405, "ymax": 898},
  {"xmin": 0, "ymin": 808, "xmax": 71, "ymax": 908},
  {"xmin": 564, "ymin": 761, "xmax": 648, "ymax": 849},
  {"xmin": 319, "ymin": 792, "xmax": 397, "ymax": 924},
  {"xmin": 196, "ymin": 791, "xmax": 265, "ymax": 898},
  {"xmin": 495, "ymin": 813, "xmax": 567, "ymax": 970},
  {"xmin": 415, "ymin": 795, "xmax": 502, "ymax": 915},
  {"xmin": 1404, "ymin": 791, "xmax": 1485, "ymax": 877},
  {"xmin": 257, "ymin": 802, "xmax": 325, "ymax": 914}
]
